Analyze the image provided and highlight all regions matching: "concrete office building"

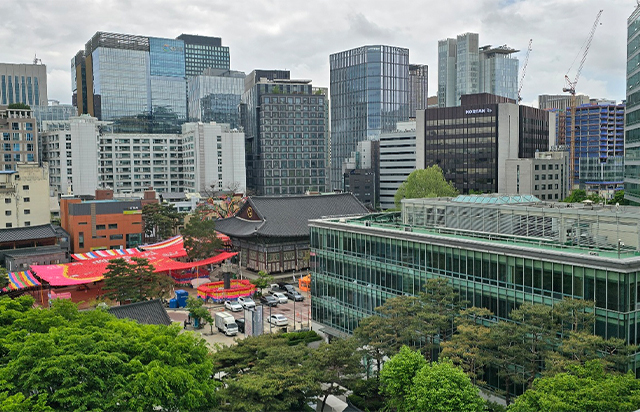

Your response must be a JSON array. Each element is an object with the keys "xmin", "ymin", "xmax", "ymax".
[
  {"xmin": 181, "ymin": 122, "xmax": 246, "ymax": 194},
  {"xmin": 187, "ymin": 69, "xmax": 244, "ymax": 128},
  {"xmin": 379, "ymin": 121, "xmax": 416, "ymax": 210},
  {"xmin": 0, "ymin": 163, "xmax": 50, "ymax": 228},
  {"xmin": 0, "ymin": 106, "xmax": 38, "ymax": 171},
  {"xmin": 343, "ymin": 140, "xmax": 380, "ymax": 208},
  {"xmin": 40, "ymin": 116, "xmax": 103, "ymax": 197},
  {"xmin": 0, "ymin": 63, "xmax": 47, "ymax": 107},
  {"xmin": 538, "ymin": 94, "xmax": 590, "ymax": 111},
  {"xmin": 176, "ymin": 34, "xmax": 230, "ymax": 76},
  {"xmin": 242, "ymin": 71, "xmax": 327, "ymax": 195},
  {"xmin": 438, "ymin": 33, "xmax": 519, "ymax": 107},
  {"xmin": 416, "ymin": 93, "xmax": 553, "ymax": 194},
  {"xmin": 409, "ymin": 64, "xmax": 428, "ymax": 117},
  {"xmin": 626, "ymin": 5, "xmax": 640, "ymax": 203},
  {"xmin": 313, "ymin": 87, "xmax": 331, "ymax": 185},
  {"xmin": 565, "ymin": 102, "xmax": 625, "ymax": 186},
  {"xmin": 310, "ymin": 195, "xmax": 640, "ymax": 378},
  {"xmin": 505, "ymin": 151, "xmax": 569, "ymax": 201},
  {"xmin": 330, "ymin": 45, "xmax": 410, "ymax": 190}
]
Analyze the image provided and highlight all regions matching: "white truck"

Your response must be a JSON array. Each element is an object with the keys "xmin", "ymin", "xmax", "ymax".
[{"xmin": 215, "ymin": 312, "xmax": 238, "ymax": 336}]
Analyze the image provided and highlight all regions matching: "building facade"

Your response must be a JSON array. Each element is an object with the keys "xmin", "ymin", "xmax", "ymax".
[
  {"xmin": 181, "ymin": 122, "xmax": 246, "ymax": 194},
  {"xmin": 565, "ymin": 102, "xmax": 625, "ymax": 186},
  {"xmin": 416, "ymin": 94, "xmax": 552, "ymax": 194},
  {"xmin": 309, "ymin": 195, "xmax": 640, "ymax": 375},
  {"xmin": 626, "ymin": 5, "xmax": 640, "ymax": 203},
  {"xmin": 0, "ymin": 63, "xmax": 47, "ymax": 107},
  {"xmin": 438, "ymin": 39, "xmax": 458, "ymax": 108},
  {"xmin": 187, "ymin": 69, "xmax": 244, "ymax": 128},
  {"xmin": 379, "ymin": 121, "xmax": 416, "ymax": 210},
  {"xmin": 580, "ymin": 156, "xmax": 625, "ymax": 199},
  {"xmin": 0, "ymin": 106, "xmax": 38, "ymax": 170},
  {"xmin": 242, "ymin": 72, "xmax": 327, "ymax": 195},
  {"xmin": 409, "ymin": 64, "xmax": 428, "ymax": 117},
  {"xmin": 330, "ymin": 45, "xmax": 410, "ymax": 190},
  {"xmin": 342, "ymin": 139, "xmax": 380, "ymax": 208},
  {"xmin": 176, "ymin": 34, "xmax": 230, "ymax": 76},
  {"xmin": 41, "ymin": 115, "xmax": 103, "ymax": 197},
  {"xmin": 0, "ymin": 163, "xmax": 50, "ymax": 228},
  {"xmin": 479, "ymin": 45, "xmax": 519, "ymax": 102},
  {"xmin": 505, "ymin": 151, "xmax": 569, "ymax": 201}
]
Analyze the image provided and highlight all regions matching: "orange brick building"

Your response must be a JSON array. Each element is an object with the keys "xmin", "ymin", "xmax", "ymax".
[{"xmin": 60, "ymin": 190, "xmax": 157, "ymax": 253}]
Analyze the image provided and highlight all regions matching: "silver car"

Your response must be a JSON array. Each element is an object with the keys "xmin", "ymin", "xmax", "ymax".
[
  {"xmin": 224, "ymin": 300, "xmax": 243, "ymax": 312},
  {"xmin": 271, "ymin": 292, "xmax": 288, "ymax": 304},
  {"xmin": 268, "ymin": 314, "xmax": 289, "ymax": 326},
  {"xmin": 238, "ymin": 296, "xmax": 256, "ymax": 309}
]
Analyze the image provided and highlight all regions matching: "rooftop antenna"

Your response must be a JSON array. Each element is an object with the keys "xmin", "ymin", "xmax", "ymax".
[{"xmin": 33, "ymin": 54, "xmax": 42, "ymax": 65}]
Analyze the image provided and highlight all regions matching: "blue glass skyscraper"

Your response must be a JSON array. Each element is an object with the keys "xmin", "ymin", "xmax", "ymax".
[
  {"xmin": 329, "ymin": 45, "xmax": 410, "ymax": 190},
  {"xmin": 626, "ymin": 5, "xmax": 640, "ymax": 203}
]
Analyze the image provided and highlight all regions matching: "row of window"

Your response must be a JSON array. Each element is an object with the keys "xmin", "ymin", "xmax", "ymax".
[
  {"xmin": 5, "ymin": 209, "xmax": 30, "ymax": 215},
  {"xmin": 5, "ymin": 222, "xmax": 30, "ymax": 228}
]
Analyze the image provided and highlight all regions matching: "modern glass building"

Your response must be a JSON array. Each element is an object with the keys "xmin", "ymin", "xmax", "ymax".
[
  {"xmin": 242, "ymin": 72, "xmax": 327, "ymax": 195},
  {"xmin": 626, "ymin": 5, "xmax": 640, "ymax": 203},
  {"xmin": 455, "ymin": 33, "xmax": 480, "ymax": 105},
  {"xmin": 479, "ymin": 45, "xmax": 519, "ymax": 102},
  {"xmin": 187, "ymin": 68, "xmax": 245, "ymax": 128},
  {"xmin": 437, "ymin": 39, "xmax": 457, "ymax": 108},
  {"xmin": 309, "ymin": 195, "xmax": 640, "ymax": 374},
  {"xmin": 176, "ymin": 34, "xmax": 230, "ymax": 76},
  {"xmin": 409, "ymin": 64, "xmax": 428, "ymax": 117},
  {"xmin": 329, "ymin": 45, "xmax": 410, "ymax": 190}
]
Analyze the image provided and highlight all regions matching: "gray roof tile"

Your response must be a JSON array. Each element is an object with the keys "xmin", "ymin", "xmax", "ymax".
[
  {"xmin": 0, "ymin": 224, "xmax": 59, "ymax": 243},
  {"xmin": 108, "ymin": 299, "xmax": 172, "ymax": 326}
]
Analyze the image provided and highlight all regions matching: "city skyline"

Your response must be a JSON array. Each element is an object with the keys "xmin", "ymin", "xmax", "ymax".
[{"xmin": 0, "ymin": 0, "xmax": 631, "ymax": 108}]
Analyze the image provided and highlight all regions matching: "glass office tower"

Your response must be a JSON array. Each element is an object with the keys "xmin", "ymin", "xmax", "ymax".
[
  {"xmin": 177, "ymin": 34, "xmax": 230, "ymax": 76},
  {"xmin": 187, "ymin": 69, "xmax": 245, "ymax": 128},
  {"xmin": 329, "ymin": 45, "xmax": 410, "ymax": 190},
  {"xmin": 479, "ymin": 45, "xmax": 519, "ymax": 102},
  {"xmin": 626, "ymin": 5, "xmax": 640, "ymax": 203}
]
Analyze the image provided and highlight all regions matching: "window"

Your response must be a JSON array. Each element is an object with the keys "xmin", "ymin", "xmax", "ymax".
[
  {"xmin": 96, "ymin": 224, "xmax": 106, "ymax": 230},
  {"xmin": 535, "ymin": 165, "xmax": 539, "ymax": 170},
  {"xmin": 11, "ymin": 123, "xmax": 19, "ymax": 130},
  {"xmin": 23, "ymin": 197, "xmax": 29, "ymax": 202},
  {"xmin": 4, "ymin": 199, "xmax": 10, "ymax": 204},
  {"xmin": 108, "ymin": 224, "xmax": 118, "ymax": 229},
  {"xmin": 548, "ymin": 174, "xmax": 553, "ymax": 180},
  {"xmin": 22, "ymin": 185, "xmax": 29, "ymax": 190},
  {"xmin": 5, "ymin": 210, "xmax": 10, "ymax": 216},
  {"xmin": 110, "ymin": 234, "xmax": 123, "ymax": 240},
  {"xmin": 542, "ymin": 164, "xmax": 546, "ymax": 170},
  {"xmin": 534, "ymin": 175, "xmax": 539, "ymax": 181},
  {"xmin": 24, "ymin": 209, "xmax": 30, "ymax": 215},
  {"xmin": 78, "ymin": 232, "xmax": 84, "ymax": 248},
  {"xmin": 78, "ymin": 222, "xmax": 87, "ymax": 225},
  {"xmin": 24, "ymin": 221, "xmax": 30, "ymax": 226},
  {"xmin": 534, "ymin": 185, "xmax": 539, "ymax": 190},
  {"xmin": 5, "ymin": 223, "xmax": 11, "ymax": 228}
]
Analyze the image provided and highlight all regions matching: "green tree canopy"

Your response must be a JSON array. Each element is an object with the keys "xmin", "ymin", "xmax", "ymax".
[
  {"xmin": 142, "ymin": 202, "xmax": 183, "ymax": 242},
  {"xmin": 251, "ymin": 270, "xmax": 273, "ymax": 295},
  {"xmin": 0, "ymin": 267, "xmax": 8, "ymax": 291},
  {"xmin": 181, "ymin": 206, "xmax": 223, "ymax": 261},
  {"xmin": 608, "ymin": 190, "xmax": 630, "ymax": 206},
  {"xmin": 394, "ymin": 165, "xmax": 458, "ymax": 208},
  {"xmin": 379, "ymin": 345, "xmax": 427, "ymax": 411},
  {"xmin": 0, "ymin": 296, "xmax": 220, "ymax": 411},
  {"xmin": 508, "ymin": 360, "xmax": 640, "ymax": 412},
  {"xmin": 102, "ymin": 257, "xmax": 174, "ymax": 304},
  {"xmin": 562, "ymin": 189, "xmax": 602, "ymax": 203},
  {"xmin": 7, "ymin": 103, "xmax": 30, "ymax": 110}
]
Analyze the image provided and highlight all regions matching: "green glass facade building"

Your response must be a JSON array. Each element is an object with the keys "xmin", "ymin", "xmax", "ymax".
[
  {"xmin": 310, "ymin": 195, "xmax": 640, "ymax": 373},
  {"xmin": 626, "ymin": 5, "xmax": 640, "ymax": 203}
]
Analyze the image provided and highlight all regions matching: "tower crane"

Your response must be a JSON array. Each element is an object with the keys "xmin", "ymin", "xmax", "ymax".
[
  {"xmin": 518, "ymin": 39, "xmax": 533, "ymax": 103},
  {"xmin": 563, "ymin": 9, "xmax": 603, "ymax": 189}
]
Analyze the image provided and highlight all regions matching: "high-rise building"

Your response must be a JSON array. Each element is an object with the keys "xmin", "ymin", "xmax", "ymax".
[
  {"xmin": 409, "ymin": 64, "xmax": 428, "ymax": 117},
  {"xmin": 479, "ymin": 45, "xmax": 519, "ymax": 102},
  {"xmin": 538, "ymin": 94, "xmax": 590, "ymax": 111},
  {"xmin": 330, "ymin": 45, "xmax": 410, "ymax": 190},
  {"xmin": 626, "ymin": 5, "xmax": 640, "ymax": 204},
  {"xmin": 438, "ymin": 33, "xmax": 519, "ymax": 107},
  {"xmin": 33, "ymin": 100, "xmax": 77, "ymax": 132},
  {"xmin": 187, "ymin": 68, "xmax": 245, "ymax": 128},
  {"xmin": 379, "ymin": 121, "xmax": 416, "ymax": 210},
  {"xmin": 0, "ymin": 63, "xmax": 47, "ymax": 107},
  {"xmin": 342, "ymin": 140, "xmax": 379, "ymax": 208},
  {"xmin": 0, "ymin": 162, "xmax": 50, "ymax": 228},
  {"xmin": 242, "ymin": 71, "xmax": 327, "ymax": 195},
  {"xmin": 416, "ymin": 93, "xmax": 551, "ymax": 194},
  {"xmin": 0, "ymin": 106, "xmax": 38, "ymax": 170},
  {"xmin": 176, "ymin": 34, "xmax": 230, "ymax": 76},
  {"xmin": 565, "ymin": 102, "xmax": 625, "ymax": 186}
]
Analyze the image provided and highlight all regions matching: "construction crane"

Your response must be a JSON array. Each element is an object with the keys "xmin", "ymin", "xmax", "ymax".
[
  {"xmin": 563, "ymin": 9, "xmax": 603, "ymax": 189},
  {"xmin": 518, "ymin": 39, "xmax": 533, "ymax": 103}
]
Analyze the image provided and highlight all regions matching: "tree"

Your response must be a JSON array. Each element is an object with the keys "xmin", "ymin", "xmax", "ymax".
[
  {"xmin": 0, "ymin": 268, "xmax": 8, "ymax": 291},
  {"xmin": 181, "ymin": 206, "xmax": 223, "ymax": 261},
  {"xmin": 608, "ymin": 190, "xmax": 630, "ymax": 206},
  {"xmin": 407, "ymin": 358, "xmax": 485, "ymax": 412},
  {"xmin": 7, "ymin": 103, "xmax": 30, "ymax": 110},
  {"xmin": 508, "ymin": 360, "xmax": 640, "ymax": 412},
  {"xmin": 251, "ymin": 270, "xmax": 273, "ymax": 295},
  {"xmin": 142, "ymin": 202, "xmax": 183, "ymax": 242},
  {"xmin": 102, "ymin": 257, "xmax": 174, "ymax": 304},
  {"xmin": 186, "ymin": 296, "xmax": 213, "ymax": 333},
  {"xmin": 312, "ymin": 338, "xmax": 363, "ymax": 412},
  {"xmin": 394, "ymin": 165, "xmax": 458, "ymax": 208},
  {"xmin": 379, "ymin": 345, "xmax": 427, "ymax": 412},
  {"xmin": 0, "ymin": 298, "xmax": 220, "ymax": 411},
  {"xmin": 562, "ymin": 189, "xmax": 602, "ymax": 203},
  {"xmin": 354, "ymin": 315, "xmax": 398, "ymax": 376}
]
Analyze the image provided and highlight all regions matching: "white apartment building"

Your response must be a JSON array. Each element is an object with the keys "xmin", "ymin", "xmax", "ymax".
[
  {"xmin": 0, "ymin": 162, "xmax": 50, "ymax": 228},
  {"xmin": 182, "ymin": 122, "xmax": 246, "ymax": 194},
  {"xmin": 41, "ymin": 115, "xmax": 102, "ymax": 197},
  {"xmin": 379, "ymin": 121, "xmax": 416, "ymax": 210},
  {"xmin": 0, "ymin": 106, "xmax": 38, "ymax": 171}
]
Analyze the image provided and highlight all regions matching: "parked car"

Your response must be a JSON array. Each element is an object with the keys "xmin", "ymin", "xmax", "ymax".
[
  {"xmin": 270, "ymin": 291, "xmax": 288, "ymax": 304},
  {"xmin": 224, "ymin": 300, "xmax": 243, "ymax": 312},
  {"xmin": 286, "ymin": 290, "xmax": 304, "ymax": 302},
  {"xmin": 268, "ymin": 314, "xmax": 289, "ymax": 326},
  {"xmin": 238, "ymin": 296, "xmax": 256, "ymax": 309},
  {"xmin": 236, "ymin": 318, "xmax": 246, "ymax": 333},
  {"xmin": 259, "ymin": 294, "xmax": 278, "ymax": 307}
]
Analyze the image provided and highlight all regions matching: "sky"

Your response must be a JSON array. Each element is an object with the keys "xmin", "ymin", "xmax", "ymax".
[{"xmin": 0, "ymin": 0, "xmax": 635, "ymax": 108}]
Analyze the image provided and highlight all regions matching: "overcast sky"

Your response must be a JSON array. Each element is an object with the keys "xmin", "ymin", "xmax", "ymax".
[{"xmin": 0, "ymin": 0, "xmax": 634, "ymax": 108}]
